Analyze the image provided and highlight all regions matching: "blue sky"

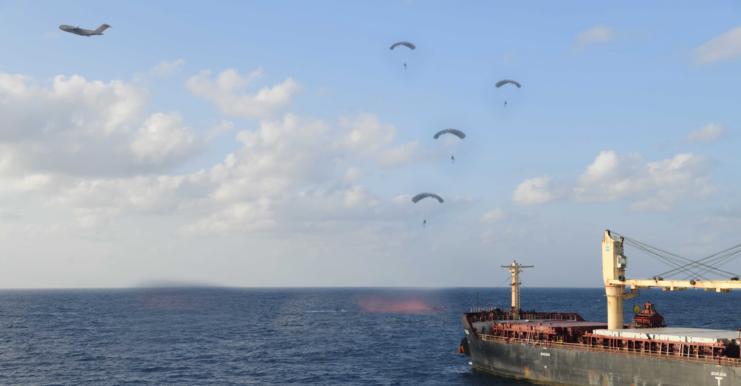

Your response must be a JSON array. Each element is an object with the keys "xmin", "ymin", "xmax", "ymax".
[{"xmin": 0, "ymin": 0, "xmax": 740, "ymax": 288}]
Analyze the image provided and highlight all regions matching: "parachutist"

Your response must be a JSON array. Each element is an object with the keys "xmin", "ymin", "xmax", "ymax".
[
  {"xmin": 390, "ymin": 42, "xmax": 416, "ymax": 50},
  {"xmin": 390, "ymin": 42, "xmax": 414, "ymax": 71},
  {"xmin": 412, "ymin": 193, "xmax": 444, "ymax": 204},
  {"xmin": 496, "ymin": 80, "xmax": 521, "ymax": 88},
  {"xmin": 423, "ymin": 219, "xmax": 426, "ymax": 228},
  {"xmin": 504, "ymin": 100, "xmax": 507, "ymax": 108},
  {"xmin": 451, "ymin": 155, "xmax": 455, "ymax": 163},
  {"xmin": 433, "ymin": 129, "xmax": 466, "ymax": 140}
]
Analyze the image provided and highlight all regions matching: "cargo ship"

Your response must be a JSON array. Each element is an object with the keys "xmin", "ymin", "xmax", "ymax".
[{"xmin": 458, "ymin": 230, "xmax": 741, "ymax": 385}]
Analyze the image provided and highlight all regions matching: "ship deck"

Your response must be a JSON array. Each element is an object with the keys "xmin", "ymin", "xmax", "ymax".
[
  {"xmin": 497, "ymin": 320, "xmax": 608, "ymax": 328},
  {"xmin": 593, "ymin": 327, "xmax": 741, "ymax": 345}
]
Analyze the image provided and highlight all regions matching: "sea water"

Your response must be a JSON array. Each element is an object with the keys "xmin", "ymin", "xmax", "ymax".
[{"xmin": 0, "ymin": 287, "xmax": 738, "ymax": 385}]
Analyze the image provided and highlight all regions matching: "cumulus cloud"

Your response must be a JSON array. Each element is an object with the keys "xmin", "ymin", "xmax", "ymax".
[
  {"xmin": 0, "ymin": 73, "xmax": 206, "ymax": 178},
  {"xmin": 683, "ymin": 123, "xmax": 727, "ymax": 143},
  {"xmin": 694, "ymin": 26, "xmax": 741, "ymax": 66},
  {"xmin": 178, "ymin": 201, "xmax": 277, "ymax": 236},
  {"xmin": 344, "ymin": 167, "xmax": 366, "ymax": 181},
  {"xmin": 283, "ymin": 186, "xmax": 382, "ymax": 222},
  {"xmin": 133, "ymin": 59, "xmax": 187, "ymax": 84},
  {"xmin": 41, "ymin": 112, "xmax": 434, "ymax": 233},
  {"xmin": 574, "ymin": 25, "xmax": 615, "ymax": 52},
  {"xmin": 513, "ymin": 151, "xmax": 715, "ymax": 212},
  {"xmin": 513, "ymin": 176, "xmax": 557, "ymax": 206},
  {"xmin": 480, "ymin": 208, "xmax": 505, "ymax": 225},
  {"xmin": 573, "ymin": 151, "xmax": 714, "ymax": 205},
  {"xmin": 150, "ymin": 59, "xmax": 186, "ymax": 77},
  {"xmin": 0, "ymin": 73, "xmax": 145, "ymax": 141},
  {"xmin": 205, "ymin": 120, "xmax": 235, "ymax": 141},
  {"xmin": 130, "ymin": 113, "xmax": 201, "ymax": 164},
  {"xmin": 185, "ymin": 68, "xmax": 301, "ymax": 119},
  {"xmin": 0, "ymin": 68, "xmax": 451, "ymax": 240}
]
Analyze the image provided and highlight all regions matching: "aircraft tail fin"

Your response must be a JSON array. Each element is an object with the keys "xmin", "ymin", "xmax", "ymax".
[{"xmin": 95, "ymin": 24, "xmax": 111, "ymax": 33}]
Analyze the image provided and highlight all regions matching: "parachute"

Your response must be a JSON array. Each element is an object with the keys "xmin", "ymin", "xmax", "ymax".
[
  {"xmin": 496, "ymin": 80, "xmax": 521, "ymax": 88},
  {"xmin": 390, "ymin": 42, "xmax": 416, "ymax": 50},
  {"xmin": 433, "ymin": 129, "xmax": 466, "ymax": 140},
  {"xmin": 412, "ymin": 193, "xmax": 444, "ymax": 204}
]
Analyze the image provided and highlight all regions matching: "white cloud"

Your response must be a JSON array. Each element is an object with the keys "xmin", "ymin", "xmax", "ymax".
[
  {"xmin": 284, "ymin": 186, "xmax": 382, "ymax": 221},
  {"xmin": 132, "ymin": 60, "xmax": 187, "ymax": 84},
  {"xmin": 344, "ymin": 167, "xmax": 366, "ymax": 181},
  {"xmin": 178, "ymin": 201, "xmax": 277, "ymax": 236},
  {"xmin": 375, "ymin": 141, "xmax": 421, "ymax": 168},
  {"xmin": 392, "ymin": 194, "xmax": 413, "ymax": 205},
  {"xmin": 573, "ymin": 151, "xmax": 714, "ymax": 204},
  {"xmin": 0, "ymin": 73, "xmax": 146, "ymax": 140},
  {"xmin": 683, "ymin": 123, "xmax": 726, "ymax": 143},
  {"xmin": 694, "ymin": 26, "xmax": 741, "ymax": 66},
  {"xmin": 574, "ymin": 25, "xmax": 615, "ymax": 52},
  {"xmin": 130, "ymin": 113, "xmax": 201, "ymax": 164},
  {"xmin": 205, "ymin": 120, "xmax": 235, "ymax": 141},
  {"xmin": 50, "ymin": 174, "xmax": 207, "ymax": 216},
  {"xmin": 480, "ymin": 208, "xmax": 505, "ymax": 225},
  {"xmin": 185, "ymin": 68, "xmax": 301, "ymax": 119},
  {"xmin": 0, "ymin": 73, "xmax": 205, "ymax": 178},
  {"xmin": 513, "ymin": 151, "xmax": 715, "ymax": 212},
  {"xmin": 336, "ymin": 113, "xmax": 396, "ymax": 154},
  {"xmin": 40, "ymin": 112, "xmax": 433, "ymax": 232},
  {"xmin": 150, "ymin": 59, "xmax": 186, "ymax": 77},
  {"xmin": 513, "ymin": 176, "xmax": 556, "ymax": 206}
]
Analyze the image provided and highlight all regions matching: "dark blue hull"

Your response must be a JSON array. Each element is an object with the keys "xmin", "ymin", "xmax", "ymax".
[{"xmin": 466, "ymin": 336, "xmax": 741, "ymax": 386}]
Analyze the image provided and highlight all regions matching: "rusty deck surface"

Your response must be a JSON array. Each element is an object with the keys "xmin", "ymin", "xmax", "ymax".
[
  {"xmin": 503, "ymin": 320, "xmax": 609, "ymax": 329},
  {"xmin": 593, "ymin": 327, "xmax": 741, "ymax": 344}
]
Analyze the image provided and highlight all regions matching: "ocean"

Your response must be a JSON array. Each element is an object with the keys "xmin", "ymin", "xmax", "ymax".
[{"xmin": 0, "ymin": 287, "xmax": 739, "ymax": 385}]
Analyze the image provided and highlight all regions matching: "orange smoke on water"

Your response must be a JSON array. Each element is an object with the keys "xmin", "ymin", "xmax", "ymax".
[{"xmin": 358, "ymin": 298, "xmax": 432, "ymax": 313}]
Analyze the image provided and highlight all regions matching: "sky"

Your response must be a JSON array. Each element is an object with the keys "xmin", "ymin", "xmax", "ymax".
[{"xmin": 1, "ymin": 0, "xmax": 741, "ymax": 288}]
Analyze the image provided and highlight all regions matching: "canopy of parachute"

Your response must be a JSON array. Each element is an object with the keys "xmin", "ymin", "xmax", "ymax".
[
  {"xmin": 390, "ymin": 42, "xmax": 416, "ymax": 50},
  {"xmin": 412, "ymin": 193, "xmax": 444, "ymax": 204},
  {"xmin": 496, "ymin": 80, "xmax": 521, "ymax": 88},
  {"xmin": 433, "ymin": 129, "xmax": 466, "ymax": 140}
]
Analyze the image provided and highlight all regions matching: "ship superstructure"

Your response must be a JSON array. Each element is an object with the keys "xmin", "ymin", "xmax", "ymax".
[{"xmin": 459, "ymin": 230, "xmax": 741, "ymax": 386}]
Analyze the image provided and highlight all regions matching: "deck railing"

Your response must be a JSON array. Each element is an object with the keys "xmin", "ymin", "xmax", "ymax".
[{"xmin": 478, "ymin": 334, "xmax": 741, "ymax": 367}]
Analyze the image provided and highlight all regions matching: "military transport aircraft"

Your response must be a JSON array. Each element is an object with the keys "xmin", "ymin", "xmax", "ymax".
[{"xmin": 59, "ymin": 24, "xmax": 111, "ymax": 37}]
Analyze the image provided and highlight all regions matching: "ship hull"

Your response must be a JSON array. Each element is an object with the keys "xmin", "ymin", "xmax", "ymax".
[{"xmin": 467, "ymin": 336, "xmax": 741, "ymax": 386}]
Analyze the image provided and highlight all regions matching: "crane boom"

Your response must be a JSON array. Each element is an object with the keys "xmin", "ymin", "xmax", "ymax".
[{"xmin": 602, "ymin": 230, "xmax": 739, "ymax": 330}]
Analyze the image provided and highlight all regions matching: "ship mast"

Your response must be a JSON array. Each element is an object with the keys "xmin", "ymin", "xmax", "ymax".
[{"xmin": 502, "ymin": 261, "xmax": 533, "ymax": 320}]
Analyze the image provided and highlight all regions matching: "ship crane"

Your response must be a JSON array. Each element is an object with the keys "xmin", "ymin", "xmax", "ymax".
[
  {"xmin": 501, "ymin": 261, "xmax": 533, "ymax": 320},
  {"xmin": 602, "ymin": 230, "xmax": 741, "ymax": 330}
]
